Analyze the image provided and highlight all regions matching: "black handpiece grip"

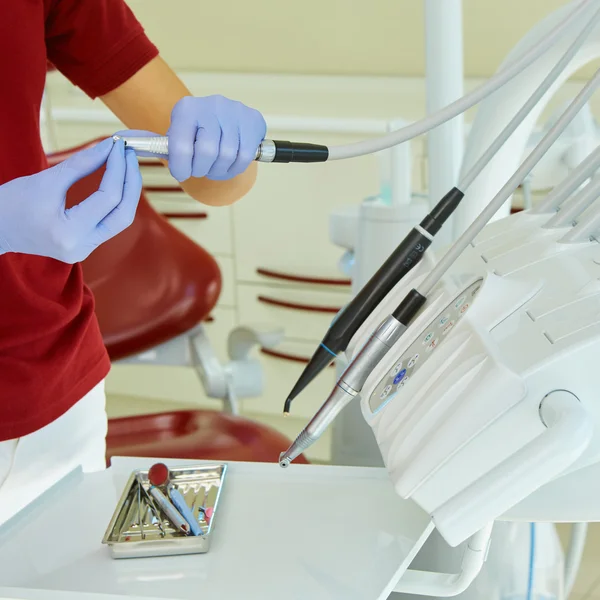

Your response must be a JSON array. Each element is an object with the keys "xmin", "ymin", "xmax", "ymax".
[
  {"xmin": 392, "ymin": 289, "xmax": 427, "ymax": 325},
  {"xmin": 419, "ymin": 187, "xmax": 464, "ymax": 235},
  {"xmin": 273, "ymin": 141, "xmax": 329, "ymax": 163},
  {"xmin": 324, "ymin": 228, "xmax": 431, "ymax": 349}
]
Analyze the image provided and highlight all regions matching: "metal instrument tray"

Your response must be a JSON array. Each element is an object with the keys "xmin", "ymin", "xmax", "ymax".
[{"xmin": 101, "ymin": 463, "xmax": 227, "ymax": 559}]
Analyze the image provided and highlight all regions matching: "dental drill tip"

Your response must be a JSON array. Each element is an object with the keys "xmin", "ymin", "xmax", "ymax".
[
  {"xmin": 279, "ymin": 429, "xmax": 315, "ymax": 468},
  {"xmin": 112, "ymin": 135, "xmax": 121, "ymax": 142},
  {"xmin": 283, "ymin": 397, "xmax": 292, "ymax": 415}
]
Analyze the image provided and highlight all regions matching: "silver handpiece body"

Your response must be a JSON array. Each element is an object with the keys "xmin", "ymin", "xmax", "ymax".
[
  {"xmin": 279, "ymin": 315, "xmax": 406, "ymax": 467},
  {"xmin": 114, "ymin": 135, "xmax": 276, "ymax": 163}
]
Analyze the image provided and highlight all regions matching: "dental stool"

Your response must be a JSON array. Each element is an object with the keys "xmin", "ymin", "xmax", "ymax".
[{"xmin": 46, "ymin": 140, "xmax": 309, "ymax": 465}]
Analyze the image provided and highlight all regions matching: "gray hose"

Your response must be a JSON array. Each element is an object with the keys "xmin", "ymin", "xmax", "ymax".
[
  {"xmin": 532, "ymin": 145, "xmax": 600, "ymax": 214},
  {"xmin": 544, "ymin": 173, "xmax": 600, "ymax": 228},
  {"xmin": 560, "ymin": 187, "xmax": 600, "ymax": 241},
  {"xmin": 459, "ymin": 4, "xmax": 600, "ymax": 191},
  {"xmin": 326, "ymin": 0, "xmax": 595, "ymax": 161},
  {"xmin": 418, "ymin": 67, "xmax": 600, "ymax": 297}
]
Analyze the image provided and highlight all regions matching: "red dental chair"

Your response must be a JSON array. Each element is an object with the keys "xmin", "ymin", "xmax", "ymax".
[{"xmin": 46, "ymin": 139, "xmax": 309, "ymax": 465}]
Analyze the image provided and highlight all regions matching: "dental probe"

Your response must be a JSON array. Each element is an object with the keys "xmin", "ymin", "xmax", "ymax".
[
  {"xmin": 279, "ymin": 66, "xmax": 600, "ymax": 468},
  {"xmin": 281, "ymin": 5, "xmax": 600, "ymax": 414},
  {"xmin": 112, "ymin": 136, "xmax": 329, "ymax": 163}
]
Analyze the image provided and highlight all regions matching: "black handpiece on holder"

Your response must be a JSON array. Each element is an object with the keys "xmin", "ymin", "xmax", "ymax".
[{"xmin": 283, "ymin": 187, "xmax": 464, "ymax": 414}]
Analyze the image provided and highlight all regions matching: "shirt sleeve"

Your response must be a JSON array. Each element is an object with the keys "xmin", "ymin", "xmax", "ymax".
[{"xmin": 45, "ymin": 0, "xmax": 159, "ymax": 99}]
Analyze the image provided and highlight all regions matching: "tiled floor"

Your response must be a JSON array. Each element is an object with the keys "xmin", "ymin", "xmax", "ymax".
[{"xmin": 106, "ymin": 392, "xmax": 599, "ymax": 598}]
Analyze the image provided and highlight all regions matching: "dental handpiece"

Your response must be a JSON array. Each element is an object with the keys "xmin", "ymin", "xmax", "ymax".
[
  {"xmin": 279, "ymin": 307, "xmax": 418, "ymax": 467},
  {"xmin": 113, "ymin": 135, "xmax": 329, "ymax": 163}
]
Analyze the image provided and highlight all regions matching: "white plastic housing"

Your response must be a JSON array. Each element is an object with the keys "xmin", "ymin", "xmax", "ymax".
[{"xmin": 349, "ymin": 208, "xmax": 599, "ymax": 547}]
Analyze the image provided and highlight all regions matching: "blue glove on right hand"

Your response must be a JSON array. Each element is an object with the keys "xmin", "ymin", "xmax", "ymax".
[{"xmin": 0, "ymin": 137, "xmax": 142, "ymax": 264}]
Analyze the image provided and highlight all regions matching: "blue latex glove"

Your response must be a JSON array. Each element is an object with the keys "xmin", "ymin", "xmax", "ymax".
[
  {"xmin": 0, "ymin": 138, "xmax": 142, "ymax": 263},
  {"xmin": 118, "ymin": 94, "xmax": 266, "ymax": 183}
]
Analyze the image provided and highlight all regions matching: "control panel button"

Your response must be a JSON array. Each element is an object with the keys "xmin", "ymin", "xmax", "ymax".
[
  {"xmin": 460, "ymin": 303, "xmax": 469, "ymax": 314},
  {"xmin": 399, "ymin": 376, "xmax": 410, "ymax": 388},
  {"xmin": 407, "ymin": 354, "xmax": 420, "ymax": 369},
  {"xmin": 471, "ymin": 285, "xmax": 481, "ymax": 297},
  {"xmin": 426, "ymin": 338, "xmax": 439, "ymax": 352},
  {"xmin": 442, "ymin": 320, "xmax": 455, "ymax": 336},
  {"xmin": 454, "ymin": 296, "xmax": 466, "ymax": 310},
  {"xmin": 393, "ymin": 369, "xmax": 407, "ymax": 385},
  {"xmin": 380, "ymin": 385, "xmax": 392, "ymax": 400},
  {"xmin": 392, "ymin": 362, "xmax": 404, "ymax": 376},
  {"xmin": 439, "ymin": 314, "xmax": 450, "ymax": 327},
  {"xmin": 422, "ymin": 332, "xmax": 434, "ymax": 345}
]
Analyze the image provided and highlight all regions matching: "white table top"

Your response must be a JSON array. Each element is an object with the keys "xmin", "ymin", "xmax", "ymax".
[{"xmin": 0, "ymin": 457, "xmax": 433, "ymax": 600}]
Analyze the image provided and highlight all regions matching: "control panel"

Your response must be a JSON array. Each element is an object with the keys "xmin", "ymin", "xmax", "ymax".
[{"xmin": 368, "ymin": 279, "xmax": 483, "ymax": 413}]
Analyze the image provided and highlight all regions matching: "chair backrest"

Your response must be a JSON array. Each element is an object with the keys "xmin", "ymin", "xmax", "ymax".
[{"xmin": 47, "ymin": 140, "xmax": 222, "ymax": 361}]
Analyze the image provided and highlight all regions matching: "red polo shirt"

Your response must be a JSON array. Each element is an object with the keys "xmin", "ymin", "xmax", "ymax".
[{"xmin": 0, "ymin": 0, "xmax": 158, "ymax": 440}]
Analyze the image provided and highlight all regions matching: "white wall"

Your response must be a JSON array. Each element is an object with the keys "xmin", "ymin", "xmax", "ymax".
[{"xmin": 125, "ymin": 0, "xmax": 596, "ymax": 79}]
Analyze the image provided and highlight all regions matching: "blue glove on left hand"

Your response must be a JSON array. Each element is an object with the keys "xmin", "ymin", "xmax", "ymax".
[{"xmin": 118, "ymin": 95, "xmax": 266, "ymax": 183}]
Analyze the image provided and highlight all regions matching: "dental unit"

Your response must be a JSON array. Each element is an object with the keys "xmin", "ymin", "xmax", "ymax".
[
  {"xmin": 280, "ymin": 57, "xmax": 600, "ymax": 468},
  {"xmin": 110, "ymin": 1, "xmax": 600, "ymax": 594}
]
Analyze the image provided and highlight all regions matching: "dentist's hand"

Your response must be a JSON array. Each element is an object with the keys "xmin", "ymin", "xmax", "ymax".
[
  {"xmin": 166, "ymin": 95, "xmax": 266, "ymax": 182},
  {"xmin": 0, "ymin": 138, "xmax": 142, "ymax": 263}
]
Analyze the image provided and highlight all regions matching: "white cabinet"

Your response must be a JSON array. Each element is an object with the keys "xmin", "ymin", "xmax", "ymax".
[
  {"xmin": 237, "ymin": 282, "xmax": 349, "ymax": 343},
  {"xmin": 146, "ymin": 191, "xmax": 234, "ymax": 257},
  {"xmin": 243, "ymin": 340, "xmax": 340, "ymax": 420}
]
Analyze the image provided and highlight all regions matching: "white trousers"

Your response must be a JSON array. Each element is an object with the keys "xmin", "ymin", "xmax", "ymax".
[{"xmin": 0, "ymin": 380, "xmax": 107, "ymax": 526}]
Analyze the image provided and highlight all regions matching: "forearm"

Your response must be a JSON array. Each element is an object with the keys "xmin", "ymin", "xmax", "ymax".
[{"xmin": 100, "ymin": 56, "xmax": 257, "ymax": 206}]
